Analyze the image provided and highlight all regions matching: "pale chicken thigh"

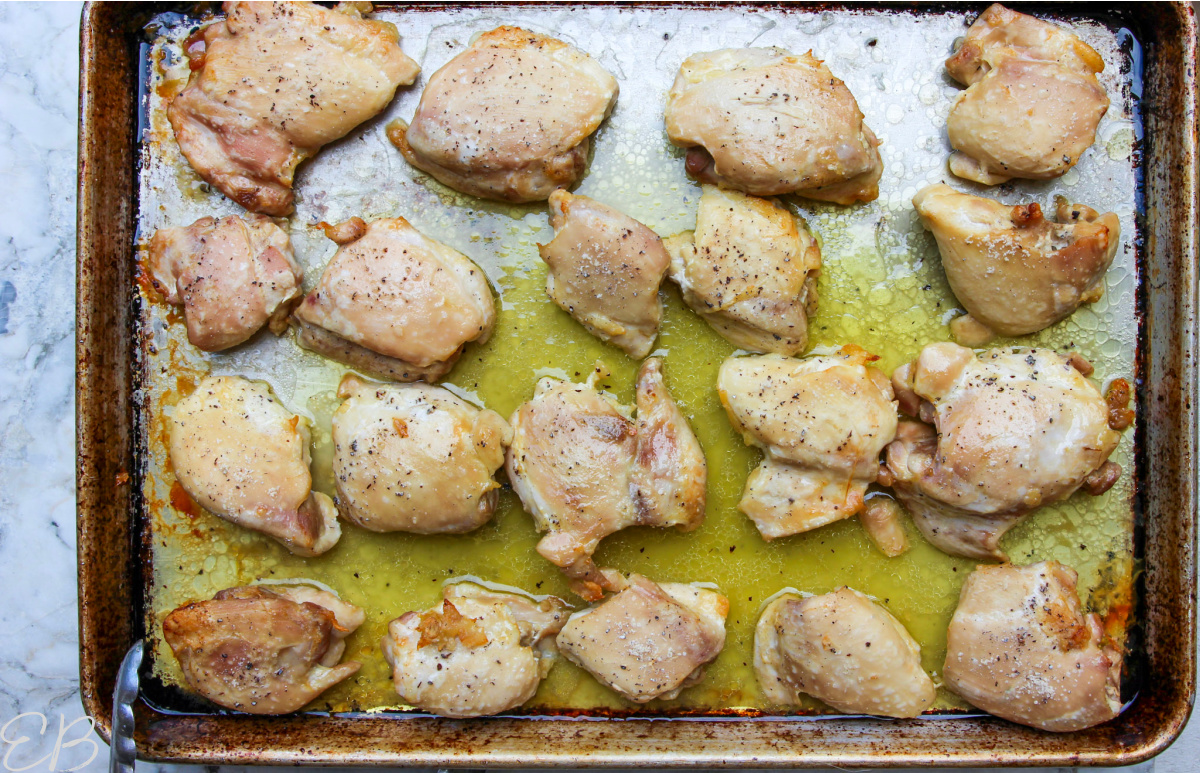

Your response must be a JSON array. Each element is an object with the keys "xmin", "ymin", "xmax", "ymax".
[
  {"xmin": 664, "ymin": 186, "xmax": 821, "ymax": 355},
  {"xmin": 382, "ymin": 582, "xmax": 567, "ymax": 717},
  {"xmin": 718, "ymin": 347, "xmax": 898, "ymax": 540},
  {"xmin": 664, "ymin": 48, "xmax": 882, "ymax": 203},
  {"xmin": 294, "ymin": 217, "xmax": 495, "ymax": 382},
  {"xmin": 506, "ymin": 358, "xmax": 706, "ymax": 600},
  {"xmin": 169, "ymin": 1, "xmax": 420, "ymax": 215},
  {"xmin": 556, "ymin": 575, "xmax": 727, "ymax": 703},
  {"xmin": 884, "ymin": 343, "xmax": 1125, "ymax": 561},
  {"xmin": 163, "ymin": 584, "xmax": 364, "ymax": 714},
  {"xmin": 389, "ymin": 27, "xmax": 618, "ymax": 203},
  {"xmin": 538, "ymin": 190, "xmax": 670, "ymax": 358},
  {"xmin": 914, "ymin": 184, "xmax": 1120, "ymax": 343},
  {"xmin": 944, "ymin": 561, "xmax": 1122, "ymax": 732},
  {"xmin": 169, "ymin": 376, "xmax": 340, "ymax": 556},
  {"xmin": 754, "ymin": 588, "xmax": 935, "ymax": 717},
  {"xmin": 945, "ymin": 4, "xmax": 1109, "ymax": 185},
  {"xmin": 331, "ymin": 374, "xmax": 511, "ymax": 533},
  {"xmin": 147, "ymin": 214, "xmax": 303, "ymax": 351}
]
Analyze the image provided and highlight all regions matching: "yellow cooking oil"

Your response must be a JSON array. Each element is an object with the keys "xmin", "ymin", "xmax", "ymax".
[{"xmin": 139, "ymin": 9, "xmax": 1136, "ymax": 717}]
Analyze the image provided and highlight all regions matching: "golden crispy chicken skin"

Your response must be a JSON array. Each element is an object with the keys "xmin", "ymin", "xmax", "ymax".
[
  {"xmin": 944, "ymin": 561, "xmax": 1123, "ymax": 731},
  {"xmin": 945, "ymin": 4, "xmax": 1108, "ymax": 185},
  {"xmin": 331, "ymin": 374, "xmax": 511, "ymax": 533},
  {"xmin": 506, "ymin": 359, "xmax": 706, "ymax": 600},
  {"xmin": 538, "ymin": 190, "xmax": 671, "ymax": 358},
  {"xmin": 755, "ymin": 588, "xmax": 935, "ymax": 717},
  {"xmin": 382, "ymin": 583, "xmax": 568, "ymax": 717},
  {"xmin": 169, "ymin": 376, "xmax": 340, "ymax": 556},
  {"xmin": 664, "ymin": 186, "xmax": 821, "ymax": 355},
  {"xmin": 163, "ymin": 584, "xmax": 364, "ymax": 714},
  {"xmin": 556, "ymin": 575, "xmax": 728, "ymax": 703},
  {"xmin": 389, "ymin": 27, "xmax": 618, "ymax": 203},
  {"xmin": 885, "ymin": 344, "xmax": 1125, "ymax": 561},
  {"xmin": 293, "ymin": 217, "xmax": 495, "ymax": 382},
  {"xmin": 169, "ymin": 1, "xmax": 420, "ymax": 215},
  {"xmin": 147, "ymin": 214, "xmax": 303, "ymax": 351},
  {"xmin": 718, "ymin": 347, "xmax": 898, "ymax": 540},
  {"xmin": 913, "ymin": 184, "xmax": 1120, "ymax": 343},
  {"xmin": 665, "ymin": 48, "xmax": 882, "ymax": 203}
]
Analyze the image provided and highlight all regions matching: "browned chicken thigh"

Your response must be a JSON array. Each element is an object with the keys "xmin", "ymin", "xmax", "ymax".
[
  {"xmin": 755, "ymin": 588, "xmax": 936, "ymax": 717},
  {"xmin": 163, "ymin": 584, "xmax": 364, "ymax": 714},
  {"xmin": 506, "ymin": 359, "xmax": 706, "ymax": 600},
  {"xmin": 169, "ymin": 1, "xmax": 420, "ymax": 215},
  {"xmin": 169, "ymin": 376, "xmax": 341, "ymax": 556},
  {"xmin": 382, "ymin": 583, "xmax": 567, "ymax": 717},
  {"xmin": 556, "ymin": 574, "xmax": 727, "ymax": 703},
  {"xmin": 945, "ymin": 4, "xmax": 1109, "ymax": 185},
  {"xmin": 944, "ymin": 561, "xmax": 1123, "ymax": 732},
  {"xmin": 389, "ymin": 27, "xmax": 618, "ymax": 203},
  {"xmin": 539, "ymin": 190, "xmax": 671, "ymax": 358},
  {"xmin": 665, "ymin": 186, "xmax": 821, "ymax": 355},
  {"xmin": 332, "ymin": 374, "xmax": 511, "ymax": 533},
  {"xmin": 665, "ymin": 48, "xmax": 882, "ymax": 203},
  {"xmin": 913, "ymin": 184, "xmax": 1120, "ymax": 343},
  {"xmin": 718, "ymin": 348, "xmax": 898, "ymax": 540},
  {"xmin": 147, "ymin": 214, "xmax": 303, "ymax": 351},
  {"xmin": 294, "ymin": 217, "xmax": 495, "ymax": 382},
  {"xmin": 884, "ymin": 343, "xmax": 1126, "ymax": 561}
]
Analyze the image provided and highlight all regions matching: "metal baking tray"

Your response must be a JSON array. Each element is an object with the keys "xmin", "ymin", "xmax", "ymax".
[{"xmin": 78, "ymin": 1, "xmax": 1197, "ymax": 766}]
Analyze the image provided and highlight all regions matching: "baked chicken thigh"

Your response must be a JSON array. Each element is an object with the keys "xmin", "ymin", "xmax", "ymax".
[
  {"xmin": 163, "ymin": 584, "xmax": 364, "ymax": 714},
  {"xmin": 664, "ymin": 47, "xmax": 882, "ymax": 204},
  {"xmin": 754, "ymin": 588, "xmax": 935, "ymax": 717},
  {"xmin": 664, "ymin": 186, "xmax": 821, "ymax": 355},
  {"xmin": 539, "ymin": 190, "xmax": 671, "ymax": 358},
  {"xmin": 169, "ymin": 1, "xmax": 420, "ymax": 215},
  {"xmin": 944, "ymin": 561, "xmax": 1123, "ymax": 732},
  {"xmin": 506, "ymin": 359, "xmax": 706, "ymax": 600},
  {"xmin": 556, "ymin": 574, "xmax": 727, "ymax": 703},
  {"xmin": 945, "ymin": 4, "xmax": 1109, "ymax": 185},
  {"xmin": 884, "ymin": 343, "xmax": 1125, "ymax": 561},
  {"xmin": 718, "ymin": 348, "xmax": 898, "ymax": 540},
  {"xmin": 332, "ymin": 374, "xmax": 511, "ymax": 533},
  {"xmin": 382, "ymin": 582, "xmax": 567, "ymax": 717},
  {"xmin": 294, "ymin": 217, "xmax": 495, "ymax": 382},
  {"xmin": 389, "ymin": 26, "xmax": 618, "ymax": 202},
  {"xmin": 147, "ymin": 214, "xmax": 303, "ymax": 351},
  {"xmin": 913, "ymin": 184, "xmax": 1120, "ymax": 343},
  {"xmin": 169, "ymin": 376, "xmax": 340, "ymax": 556}
]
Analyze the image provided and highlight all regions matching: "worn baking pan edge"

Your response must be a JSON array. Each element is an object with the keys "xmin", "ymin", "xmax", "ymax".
[{"xmin": 76, "ymin": 0, "xmax": 1198, "ymax": 766}]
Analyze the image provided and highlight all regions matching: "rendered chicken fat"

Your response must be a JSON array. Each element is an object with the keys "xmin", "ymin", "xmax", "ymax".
[
  {"xmin": 754, "ymin": 588, "xmax": 936, "ymax": 717},
  {"xmin": 169, "ymin": 1, "xmax": 420, "ymax": 214},
  {"xmin": 147, "ymin": 214, "xmax": 303, "ymax": 351},
  {"xmin": 664, "ymin": 186, "xmax": 821, "ymax": 355},
  {"xmin": 944, "ymin": 4, "xmax": 1109, "ymax": 185},
  {"xmin": 913, "ymin": 184, "xmax": 1120, "ymax": 341},
  {"xmin": 556, "ymin": 575, "xmax": 728, "ymax": 703},
  {"xmin": 391, "ymin": 26, "xmax": 618, "ymax": 202},
  {"xmin": 944, "ymin": 562, "xmax": 1122, "ymax": 732},
  {"xmin": 382, "ymin": 583, "xmax": 568, "ymax": 717},
  {"xmin": 665, "ymin": 47, "xmax": 882, "ymax": 203},
  {"xmin": 293, "ymin": 217, "xmax": 495, "ymax": 382},
  {"xmin": 163, "ymin": 584, "xmax": 364, "ymax": 714},
  {"xmin": 718, "ymin": 348, "xmax": 898, "ymax": 540},
  {"xmin": 168, "ymin": 376, "xmax": 340, "ymax": 556},
  {"xmin": 885, "ymin": 343, "xmax": 1124, "ymax": 560},
  {"xmin": 538, "ymin": 190, "xmax": 671, "ymax": 358},
  {"xmin": 331, "ymin": 375, "xmax": 512, "ymax": 533}
]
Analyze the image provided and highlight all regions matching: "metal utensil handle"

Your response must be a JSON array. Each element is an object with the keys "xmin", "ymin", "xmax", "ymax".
[{"xmin": 109, "ymin": 641, "xmax": 143, "ymax": 773}]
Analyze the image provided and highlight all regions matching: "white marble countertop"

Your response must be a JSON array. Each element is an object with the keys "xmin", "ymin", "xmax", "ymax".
[{"xmin": 0, "ymin": 2, "xmax": 1191, "ymax": 772}]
